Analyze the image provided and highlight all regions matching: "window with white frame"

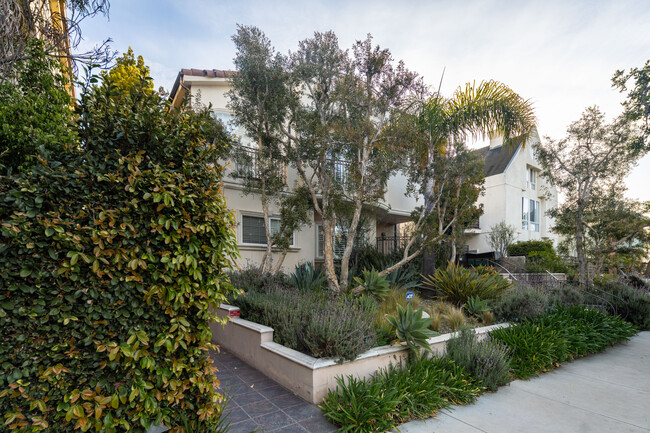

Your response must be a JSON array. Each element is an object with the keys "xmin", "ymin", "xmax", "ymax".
[
  {"xmin": 316, "ymin": 224, "xmax": 346, "ymax": 258},
  {"xmin": 526, "ymin": 167, "xmax": 537, "ymax": 190},
  {"xmin": 522, "ymin": 198, "xmax": 540, "ymax": 232},
  {"xmin": 242, "ymin": 215, "xmax": 294, "ymax": 246}
]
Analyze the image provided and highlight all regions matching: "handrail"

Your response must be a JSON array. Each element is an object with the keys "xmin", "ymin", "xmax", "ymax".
[{"xmin": 485, "ymin": 259, "xmax": 518, "ymax": 281}]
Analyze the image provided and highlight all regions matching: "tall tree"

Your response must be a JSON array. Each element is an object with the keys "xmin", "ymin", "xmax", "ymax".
[
  {"xmin": 227, "ymin": 25, "xmax": 310, "ymax": 274},
  {"xmin": 612, "ymin": 60, "xmax": 650, "ymax": 147},
  {"xmin": 380, "ymin": 80, "xmax": 536, "ymax": 276},
  {"xmin": 284, "ymin": 32, "xmax": 423, "ymax": 292},
  {"xmin": 537, "ymin": 106, "xmax": 644, "ymax": 286}
]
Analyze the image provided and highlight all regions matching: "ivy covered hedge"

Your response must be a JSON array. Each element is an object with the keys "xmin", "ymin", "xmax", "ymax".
[{"xmin": 0, "ymin": 59, "xmax": 238, "ymax": 431}]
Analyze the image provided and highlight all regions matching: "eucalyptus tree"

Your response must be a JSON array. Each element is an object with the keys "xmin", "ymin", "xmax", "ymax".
[
  {"xmin": 228, "ymin": 25, "xmax": 311, "ymax": 274},
  {"xmin": 612, "ymin": 60, "xmax": 650, "ymax": 147},
  {"xmin": 283, "ymin": 32, "xmax": 424, "ymax": 292},
  {"xmin": 537, "ymin": 106, "xmax": 644, "ymax": 286},
  {"xmin": 379, "ymin": 80, "xmax": 537, "ymax": 276}
]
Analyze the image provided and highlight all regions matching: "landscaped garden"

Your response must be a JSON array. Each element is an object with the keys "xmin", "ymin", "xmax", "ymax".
[{"xmin": 223, "ymin": 252, "xmax": 649, "ymax": 433}]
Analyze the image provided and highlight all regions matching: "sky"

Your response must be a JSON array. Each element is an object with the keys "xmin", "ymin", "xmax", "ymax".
[{"xmin": 76, "ymin": 0, "xmax": 650, "ymax": 202}]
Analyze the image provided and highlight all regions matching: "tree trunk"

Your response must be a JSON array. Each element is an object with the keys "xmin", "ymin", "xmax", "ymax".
[
  {"xmin": 338, "ymin": 199, "xmax": 363, "ymax": 293},
  {"xmin": 575, "ymin": 204, "xmax": 589, "ymax": 287},
  {"xmin": 259, "ymin": 182, "xmax": 274, "ymax": 274},
  {"xmin": 321, "ymin": 217, "xmax": 340, "ymax": 292}
]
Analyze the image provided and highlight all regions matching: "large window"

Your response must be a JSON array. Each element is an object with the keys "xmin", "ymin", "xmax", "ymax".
[
  {"xmin": 522, "ymin": 198, "xmax": 540, "ymax": 232},
  {"xmin": 242, "ymin": 215, "xmax": 294, "ymax": 246}
]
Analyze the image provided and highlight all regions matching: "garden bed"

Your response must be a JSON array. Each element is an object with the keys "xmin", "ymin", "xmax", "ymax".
[{"xmin": 210, "ymin": 304, "xmax": 509, "ymax": 403}]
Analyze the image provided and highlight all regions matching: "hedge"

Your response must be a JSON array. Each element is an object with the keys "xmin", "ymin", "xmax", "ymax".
[{"xmin": 0, "ymin": 63, "xmax": 238, "ymax": 432}]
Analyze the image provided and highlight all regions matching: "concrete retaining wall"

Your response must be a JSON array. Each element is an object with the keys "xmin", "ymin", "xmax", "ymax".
[{"xmin": 210, "ymin": 304, "xmax": 509, "ymax": 404}]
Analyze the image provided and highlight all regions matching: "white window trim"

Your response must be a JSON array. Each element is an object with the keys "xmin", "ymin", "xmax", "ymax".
[
  {"xmin": 240, "ymin": 213, "xmax": 295, "ymax": 247},
  {"xmin": 521, "ymin": 198, "xmax": 540, "ymax": 232},
  {"xmin": 526, "ymin": 167, "xmax": 537, "ymax": 191}
]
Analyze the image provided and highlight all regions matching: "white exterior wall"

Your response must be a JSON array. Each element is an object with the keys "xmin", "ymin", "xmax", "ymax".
[
  {"xmin": 466, "ymin": 134, "xmax": 558, "ymax": 253},
  {"xmin": 179, "ymin": 74, "xmax": 417, "ymax": 271}
]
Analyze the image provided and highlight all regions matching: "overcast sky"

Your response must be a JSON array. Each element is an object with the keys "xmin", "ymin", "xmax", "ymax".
[{"xmin": 77, "ymin": 0, "xmax": 650, "ymax": 202}]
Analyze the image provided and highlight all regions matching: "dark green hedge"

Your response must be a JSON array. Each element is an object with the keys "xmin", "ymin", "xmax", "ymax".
[
  {"xmin": 0, "ymin": 65, "xmax": 238, "ymax": 431},
  {"xmin": 507, "ymin": 240, "xmax": 555, "ymax": 257}
]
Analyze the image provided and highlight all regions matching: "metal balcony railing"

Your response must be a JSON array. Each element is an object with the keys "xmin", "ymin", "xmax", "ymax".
[{"xmin": 234, "ymin": 147, "xmax": 287, "ymax": 183}]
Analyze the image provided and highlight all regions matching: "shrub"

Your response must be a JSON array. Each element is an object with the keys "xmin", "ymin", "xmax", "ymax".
[
  {"xmin": 228, "ymin": 267, "xmax": 290, "ymax": 295},
  {"xmin": 423, "ymin": 262, "xmax": 511, "ymax": 306},
  {"xmin": 493, "ymin": 284, "xmax": 549, "ymax": 322},
  {"xmin": 386, "ymin": 305, "xmax": 437, "ymax": 360},
  {"xmin": 289, "ymin": 262, "xmax": 326, "ymax": 291},
  {"xmin": 445, "ymin": 329, "xmax": 512, "ymax": 391},
  {"xmin": 233, "ymin": 289, "xmax": 377, "ymax": 361},
  {"xmin": 591, "ymin": 280, "xmax": 650, "ymax": 330},
  {"xmin": 320, "ymin": 357, "xmax": 482, "ymax": 432},
  {"xmin": 465, "ymin": 296, "xmax": 491, "ymax": 317},
  {"xmin": 507, "ymin": 240, "xmax": 555, "ymax": 257},
  {"xmin": 353, "ymin": 268, "xmax": 391, "ymax": 300},
  {"xmin": 375, "ymin": 288, "xmax": 423, "ymax": 327},
  {"xmin": 0, "ymin": 65, "xmax": 238, "ymax": 431},
  {"xmin": 547, "ymin": 284, "xmax": 585, "ymax": 307}
]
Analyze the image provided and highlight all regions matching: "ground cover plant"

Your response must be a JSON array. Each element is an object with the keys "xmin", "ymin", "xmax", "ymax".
[
  {"xmin": 320, "ymin": 357, "xmax": 482, "ymax": 433},
  {"xmin": 489, "ymin": 306, "xmax": 637, "ymax": 378},
  {"xmin": 0, "ymin": 54, "xmax": 238, "ymax": 431}
]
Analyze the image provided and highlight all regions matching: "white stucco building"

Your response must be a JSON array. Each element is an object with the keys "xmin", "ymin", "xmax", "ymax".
[
  {"xmin": 169, "ymin": 68, "xmax": 418, "ymax": 271},
  {"xmin": 464, "ymin": 131, "xmax": 559, "ymax": 254}
]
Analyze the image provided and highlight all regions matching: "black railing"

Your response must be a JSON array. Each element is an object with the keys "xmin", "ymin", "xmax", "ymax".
[
  {"xmin": 376, "ymin": 235, "xmax": 411, "ymax": 254},
  {"xmin": 467, "ymin": 219, "xmax": 480, "ymax": 229},
  {"xmin": 234, "ymin": 147, "xmax": 286, "ymax": 183}
]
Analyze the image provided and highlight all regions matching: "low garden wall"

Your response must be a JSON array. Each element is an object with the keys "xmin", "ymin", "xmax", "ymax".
[{"xmin": 210, "ymin": 304, "xmax": 509, "ymax": 403}]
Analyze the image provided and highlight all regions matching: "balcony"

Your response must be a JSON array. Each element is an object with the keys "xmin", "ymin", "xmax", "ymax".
[{"xmin": 233, "ymin": 146, "xmax": 287, "ymax": 184}]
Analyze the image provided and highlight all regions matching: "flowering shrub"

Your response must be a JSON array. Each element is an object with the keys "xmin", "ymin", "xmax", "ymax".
[
  {"xmin": 233, "ymin": 289, "xmax": 377, "ymax": 361},
  {"xmin": 445, "ymin": 329, "xmax": 511, "ymax": 391}
]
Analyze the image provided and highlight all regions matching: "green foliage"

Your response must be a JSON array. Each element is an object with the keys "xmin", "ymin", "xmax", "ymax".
[
  {"xmin": 493, "ymin": 285, "xmax": 549, "ymax": 322},
  {"xmin": 320, "ymin": 357, "xmax": 482, "ymax": 432},
  {"xmin": 0, "ymin": 63, "xmax": 238, "ymax": 431},
  {"xmin": 289, "ymin": 262, "xmax": 327, "ymax": 291},
  {"xmin": 386, "ymin": 305, "xmax": 437, "ymax": 360},
  {"xmin": 233, "ymin": 289, "xmax": 377, "ymax": 361},
  {"xmin": 445, "ymin": 329, "xmax": 512, "ymax": 391},
  {"xmin": 507, "ymin": 240, "xmax": 555, "ymax": 257},
  {"xmin": 423, "ymin": 262, "xmax": 511, "ymax": 306},
  {"xmin": 525, "ymin": 250, "xmax": 571, "ymax": 274},
  {"xmin": 490, "ymin": 306, "xmax": 637, "ymax": 379},
  {"xmin": 385, "ymin": 266, "xmax": 423, "ymax": 291},
  {"xmin": 0, "ymin": 39, "xmax": 75, "ymax": 175},
  {"xmin": 353, "ymin": 268, "xmax": 391, "ymax": 300}
]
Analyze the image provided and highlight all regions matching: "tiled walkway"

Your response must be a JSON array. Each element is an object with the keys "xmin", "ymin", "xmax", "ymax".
[{"xmin": 210, "ymin": 350, "xmax": 337, "ymax": 433}]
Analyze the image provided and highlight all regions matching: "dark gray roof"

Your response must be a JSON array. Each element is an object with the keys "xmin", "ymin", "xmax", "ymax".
[{"xmin": 474, "ymin": 143, "xmax": 520, "ymax": 177}]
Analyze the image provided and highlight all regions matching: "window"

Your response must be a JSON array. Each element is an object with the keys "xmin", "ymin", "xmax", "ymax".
[
  {"xmin": 213, "ymin": 112, "xmax": 236, "ymax": 133},
  {"xmin": 522, "ymin": 198, "xmax": 540, "ymax": 232},
  {"xmin": 317, "ymin": 224, "xmax": 346, "ymax": 258},
  {"xmin": 242, "ymin": 215, "xmax": 294, "ymax": 246},
  {"xmin": 526, "ymin": 167, "xmax": 536, "ymax": 190}
]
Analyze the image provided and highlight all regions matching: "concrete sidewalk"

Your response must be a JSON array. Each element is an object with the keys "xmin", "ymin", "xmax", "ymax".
[{"xmin": 397, "ymin": 331, "xmax": 650, "ymax": 433}]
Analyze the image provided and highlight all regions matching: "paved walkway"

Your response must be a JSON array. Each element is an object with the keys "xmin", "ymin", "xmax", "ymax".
[
  {"xmin": 210, "ymin": 350, "xmax": 336, "ymax": 433},
  {"xmin": 398, "ymin": 331, "xmax": 650, "ymax": 433}
]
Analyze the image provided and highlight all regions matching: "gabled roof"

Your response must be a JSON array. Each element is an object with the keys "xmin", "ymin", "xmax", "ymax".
[
  {"xmin": 169, "ymin": 68, "xmax": 235, "ymax": 107},
  {"xmin": 474, "ymin": 144, "xmax": 520, "ymax": 177}
]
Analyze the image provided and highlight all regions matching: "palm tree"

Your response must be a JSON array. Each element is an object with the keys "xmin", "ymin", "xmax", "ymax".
[{"xmin": 380, "ymin": 79, "xmax": 536, "ymax": 276}]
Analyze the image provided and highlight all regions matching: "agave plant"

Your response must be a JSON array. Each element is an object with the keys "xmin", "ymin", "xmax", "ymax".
[
  {"xmin": 289, "ymin": 262, "xmax": 327, "ymax": 291},
  {"xmin": 386, "ymin": 267, "xmax": 422, "ymax": 291},
  {"xmin": 353, "ymin": 268, "xmax": 391, "ymax": 301},
  {"xmin": 386, "ymin": 304, "xmax": 438, "ymax": 361},
  {"xmin": 465, "ymin": 295, "xmax": 491, "ymax": 317}
]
